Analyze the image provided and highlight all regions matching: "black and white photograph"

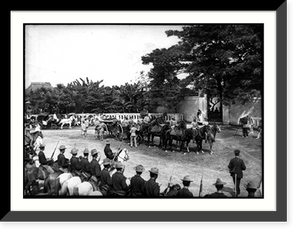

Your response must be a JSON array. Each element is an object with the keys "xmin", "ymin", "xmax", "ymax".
[{"xmin": 24, "ymin": 24, "xmax": 263, "ymax": 199}]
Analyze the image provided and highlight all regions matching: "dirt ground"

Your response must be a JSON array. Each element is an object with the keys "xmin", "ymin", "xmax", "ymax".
[{"xmin": 41, "ymin": 125, "xmax": 262, "ymax": 197}]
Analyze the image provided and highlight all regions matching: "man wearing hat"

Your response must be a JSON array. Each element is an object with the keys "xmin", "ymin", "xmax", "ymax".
[
  {"xmin": 177, "ymin": 175, "xmax": 194, "ymax": 197},
  {"xmin": 70, "ymin": 148, "xmax": 81, "ymax": 175},
  {"xmin": 145, "ymin": 167, "xmax": 160, "ymax": 197},
  {"xmin": 204, "ymin": 178, "xmax": 229, "ymax": 198},
  {"xmin": 130, "ymin": 123, "xmax": 138, "ymax": 148},
  {"xmin": 228, "ymin": 149, "xmax": 247, "ymax": 196},
  {"xmin": 90, "ymin": 149, "xmax": 101, "ymax": 180},
  {"xmin": 111, "ymin": 162, "xmax": 130, "ymax": 197},
  {"xmin": 80, "ymin": 148, "xmax": 91, "ymax": 175},
  {"xmin": 57, "ymin": 145, "xmax": 68, "ymax": 168},
  {"xmin": 104, "ymin": 140, "xmax": 115, "ymax": 160},
  {"xmin": 130, "ymin": 165, "xmax": 146, "ymax": 197},
  {"xmin": 38, "ymin": 144, "xmax": 54, "ymax": 174},
  {"xmin": 99, "ymin": 158, "xmax": 113, "ymax": 196},
  {"xmin": 246, "ymin": 181, "xmax": 258, "ymax": 198}
]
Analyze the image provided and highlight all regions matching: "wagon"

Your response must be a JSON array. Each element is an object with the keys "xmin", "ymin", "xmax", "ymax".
[{"xmin": 101, "ymin": 118, "xmax": 124, "ymax": 141}]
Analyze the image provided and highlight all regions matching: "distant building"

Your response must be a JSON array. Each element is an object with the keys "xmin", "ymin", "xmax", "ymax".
[{"xmin": 26, "ymin": 82, "xmax": 53, "ymax": 92}]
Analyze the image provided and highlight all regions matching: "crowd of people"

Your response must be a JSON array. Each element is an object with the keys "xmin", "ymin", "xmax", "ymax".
[{"xmin": 25, "ymin": 135, "xmax": 260, "ymax": 197}]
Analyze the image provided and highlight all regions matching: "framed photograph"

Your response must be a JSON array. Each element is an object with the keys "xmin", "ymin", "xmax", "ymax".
[{"xmin": 5, "ymin": 1, "xmax": 286, "ymax": 222}]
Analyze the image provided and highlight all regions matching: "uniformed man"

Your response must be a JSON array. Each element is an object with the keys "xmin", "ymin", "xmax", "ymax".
[
  {"xmin": 38, "ymin": 144, "xmax": 54, "ymax": 174},
  {"xmin": 246, "ymin": 181, "xmax": 258, "ymax": 198},
  {"xmin": 177, "ymin": 175, "xmax": 194, "ymax": 198},
  {"xmin": 90, "ymin": 149, "xmax": 101, "ymax": 180},
  {"xmin": 99, "ymin": 158, "xmax": 113, "ymax": 196},
  {"xmin": 130, "ymin": 165, "xmax": 146, "ymax": 197},
  {"xmin": 228, "ymin": 149, "xmax": 247, "ymax": 196},
  {"xmin": 70, "ymin": 148, "xmax": 81, "ymax": 175},
  {"xmin": 80, "ymin": 148, "xmax": 91, "ymax": 175},
  {"xmin": 57, "ymin": 145, "xmax": 68, "ymax": 168},
  {"xmin": 130, "ymin": 123, "xmax": 138, "ymax": 148},
  {"xmin": 104, "ymin": 140, "xmax": 115, "ymax": 160},
  {"xmin": 145, "ymin": 167, "xmax": 160, "ymax": 197},
  {"xmin": 111, "ymin": 162, "xmax": 130, "ymax": 197},
  {"xmin": 204, "ymin": 178, "xmax": 229, "ymax": 198}
]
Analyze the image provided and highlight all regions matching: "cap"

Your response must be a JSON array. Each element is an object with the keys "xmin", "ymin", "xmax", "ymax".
[
  {"xmin": 149, "ymin": 167, "xmax": 159, "ymax": 175},
  {"xmin": 213, "ymin": 178, "xmax": 227, "ymax": 186},
  {"xmin": 234, "ymin": 149, "xmax": 240, "ymax": 155},
  {"xmin": 83, "ymin": 148, "xmax": 89, "ymax": 154},
  {"xmin": 181, "ymin": 175, "xmax": 193, "ymax": 182},
  {"xmin": 134, "ymin": 164, "xmax": 145, "ymax": 173}
]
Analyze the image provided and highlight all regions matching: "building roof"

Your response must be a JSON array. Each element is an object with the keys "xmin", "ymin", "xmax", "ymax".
[{"xmin": 26, "ymin": 82, "xmax": 53, "ymax": 92}]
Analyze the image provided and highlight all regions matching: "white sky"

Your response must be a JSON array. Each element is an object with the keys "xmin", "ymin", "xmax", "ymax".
[{"xmin": 25, "ymin": 25, "xmax": 182, "ymax": 88}]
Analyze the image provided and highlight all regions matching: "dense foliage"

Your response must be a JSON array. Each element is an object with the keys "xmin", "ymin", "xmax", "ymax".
[{"xmin": 26, "ymin": 25, "xmax": 263, "ymax": 114}]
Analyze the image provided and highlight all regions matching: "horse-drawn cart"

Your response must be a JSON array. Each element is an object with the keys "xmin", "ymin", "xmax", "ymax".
[{"xmin": 101, "ymin": 118, "xmax": 124, "ymax": 141}]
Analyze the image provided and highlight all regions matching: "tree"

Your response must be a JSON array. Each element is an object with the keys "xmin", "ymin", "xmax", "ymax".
[{"xmin": 166, "ymin": 25, "xmax": 263, "ymax": 106}]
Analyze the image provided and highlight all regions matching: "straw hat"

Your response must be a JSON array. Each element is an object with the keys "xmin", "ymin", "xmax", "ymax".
[
  {"xmin": 59, "ymin": 145, "xmax": 66, "ymax": 150},
  {"xmin": 70, "ymin": 148, "xmax": 78, "ymax": 155},
  {"xmin": 181, "ymin": 175, "xmax": 193, "ymax": 182},
  {"xmin": 134, "ymin": 165, "xmax": 145, "ymax": 173},
  {"xmin": 149, "ymin": 167, "xmax": 159, "ymax": 175},
  {"xmin": 115, "ymin": 161, "xmax": 124, "ymax": 169},
  {"xmin": 103, "ymin": 158, "xmax": 111, "ymax": 166},
  {"xmin": 213, "ymin": 178, "xmax": 227, "ymax": 185},
  {"xmin": 91, "ymin": 149, "xmax": 99, "ymax": 156},
  {"xmin": 83, "ymin": 148, "xmax": 89, "ymax": 154}
]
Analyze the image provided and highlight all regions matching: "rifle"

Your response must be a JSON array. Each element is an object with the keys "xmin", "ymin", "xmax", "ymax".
[
  {"xmin": 199, "ymin": 166, "xmax": 203, "ymax": 197},
  {"xmin": 50, "ymin": 141, "xmax": 60, "ymax": 160}
]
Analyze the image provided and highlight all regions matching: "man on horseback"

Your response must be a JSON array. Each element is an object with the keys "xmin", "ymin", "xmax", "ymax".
[
  {"xmin": 38, "ymin": 144, "xmax": 54, "ymax": 174},
  {"xmin": 90, "ymin": 149, "xmax": 101, "ymax": 181},
  {"xmin": 70, "ymin": 148, "xmax": 81, "ymax": 176},
  {"xmin": 111, "ymin": 162, "xmax": 130, "ymax": 197},
  {"xmin": 99, "ymin": 158, "xmax": 113, "ymax": 196},
  {"xmin": 104, "ymin": 140, "xmax": 117, "ymax": 160},
  {"xmin": 57, "ymin": 145, "xmax": 68, "ymax": 169}
]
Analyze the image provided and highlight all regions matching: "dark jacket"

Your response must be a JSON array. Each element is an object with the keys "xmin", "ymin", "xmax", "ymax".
[
  {"xmin": 70, "ymin": 156, "xmax": 81, "ymax": 172},
  {"xmin": 99, "ymin": 168, "xmax": 112, "ymax": 188},
  {"xmin": 80, "ymin": 158, "xmax": 91, "ymax": 173},
  {"xmin": 130, "ymin": 174, "xmax": 146, "ymax": 197},
  {"xmin": 112, "ymin": 171, "xmax": 130, "ymax": 193},
  {"xmin": 145, "ymin": 178, "xmax": 160, "ymax": 197},
  {"xmin": 104, "ymin": 145, "xmax": 114, "ymax": 160},
  {"xmin": 228, "ymin": 157, "xmax": 246, "ymax": 179},
  {"xmin": 204, "ymin": 192, "xmax": 228, "ymax": 198},
  {"xmin": 57, "ymin": 153, "xmax": 67, "ymax": 167},
  {"xmin": 177, "ymin": 188, "xmax": 193, "ymax": 198},
  {"xmin": 90, "ymin": 159, "xmax": 101, "ymax": 178},
  {"xmin": 38, "ymin": 151, "xmax": 47, "ymax": 165}
]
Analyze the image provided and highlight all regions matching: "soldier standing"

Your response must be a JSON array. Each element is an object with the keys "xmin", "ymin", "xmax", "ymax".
[{"xmin": 228, "ymin": 149, "xmax": 246, "ymax": 196}]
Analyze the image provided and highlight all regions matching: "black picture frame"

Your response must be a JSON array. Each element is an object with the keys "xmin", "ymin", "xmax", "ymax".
[{"xmin": 4, "ymin": 1, "xmax": 287, "ymax": 222}]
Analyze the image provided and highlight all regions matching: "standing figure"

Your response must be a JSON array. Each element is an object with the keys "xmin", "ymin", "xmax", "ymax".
[
  {"xmin": 130, "ymin": 123, "xmax": 138, "ymax": 148},
  {"xmin": 228, "ymin": 149, "xmax": 247, "ymax": 196},
  {"xmin": 177, "ymin": 175, "xmax": 194, "ymax": 198},
  {"xmin": 33, "ymin": 131, "xmax": 43, "ymax": 152}
]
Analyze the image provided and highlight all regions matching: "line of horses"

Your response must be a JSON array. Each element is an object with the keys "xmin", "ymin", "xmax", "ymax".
[{"xmin": 122, "ymin": 115, "xmax": 221, "ymax": 155}]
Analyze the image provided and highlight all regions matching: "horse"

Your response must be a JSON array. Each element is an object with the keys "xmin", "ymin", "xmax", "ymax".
[
  {"xmin": 73, "ymin": 178, "xmax": 101, "ymax": 196},
  {"xmin": 195, "ymin": 125, "xmax": 216, "ymax": 154},
  {"xmin": 146, "ymin": 114, "xmax": 168, "ymax": 147},
  {"xmin": 211, "ymin": 123, "xmax": 221, "ymax": 139},
  {"xmin": 58, "ymin": 115, "xmax": 75, "ymax": 129},
  {"xmin": 165, "ymin": 121, "xmax": 187, "ymax": 152}
]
